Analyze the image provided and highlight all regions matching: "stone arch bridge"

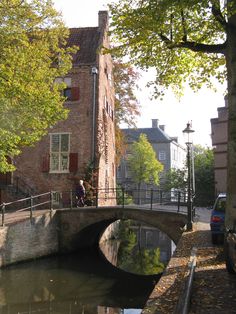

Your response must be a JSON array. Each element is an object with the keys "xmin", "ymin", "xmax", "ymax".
[{"xmin": 58, "ymin": 206, "xmax": 187, "ymax": 252}]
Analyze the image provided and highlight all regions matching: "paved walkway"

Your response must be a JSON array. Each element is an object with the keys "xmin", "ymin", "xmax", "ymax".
[{"xmin": 143, "ymin": 207, "xmax": 236, "ymax": 314}]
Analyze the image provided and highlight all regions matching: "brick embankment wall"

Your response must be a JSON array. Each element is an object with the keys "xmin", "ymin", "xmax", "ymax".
[
  {"xmin": 0, "ymin": 211, "xmax": 59, "ymax": 267},
  {"xmin": 142, "ymin": 208, "xmax": 229, "ymax": 314},
  {"xmin": 142, "ymin": 229, "xmax": 195, "ymax": 314}
]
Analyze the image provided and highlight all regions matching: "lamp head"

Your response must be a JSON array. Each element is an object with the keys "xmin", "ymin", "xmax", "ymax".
[{"xmin": 183, "ymin": 122, "xmax": 195, "ymax": 144}]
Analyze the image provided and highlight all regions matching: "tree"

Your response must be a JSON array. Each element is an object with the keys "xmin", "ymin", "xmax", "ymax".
[
  {"xmin": 113, "ymin": 60, "xmax": 141, "ymax": 164},
  {"xmin": 108, "ymin": 0, "xmax": 236, "ymax": 228},
  {"xmin": 117, "ymin": 220, "xmax": 164, "ymax": 275},
  {"xmin": 194, "ymin": 145, "xmax": 215, "ymax": 206},
  {"xmin": 164, "ymin": 168, "xmax": 187, "ymax": 192},
  {"xmin": 128, "ymin": 134, "xmax": 163, "ymax": 200},
  {"xmin": 0, "ymin": 0, "xmax": 75, "ymax": 172},
  {"xmin": 114, "ymin": 60, "xmax": 141, "ymax": 127},
  {"xmin": 116, "ymin": 185, "xmax": 133, "ymax": 205},
  {"xmin": 164, "ymin": 146, "xmax": 215, "ymax": 206}
]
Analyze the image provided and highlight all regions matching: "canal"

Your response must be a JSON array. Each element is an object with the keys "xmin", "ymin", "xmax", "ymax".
[{"xmin": 0, "ymin": 221, "xmax": 175, "ymax": 314}]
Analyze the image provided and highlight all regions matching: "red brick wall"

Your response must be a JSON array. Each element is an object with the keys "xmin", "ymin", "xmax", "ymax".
[{"xmin": 8, "ymin": 12, "xmax": 116, "ymax": 206}]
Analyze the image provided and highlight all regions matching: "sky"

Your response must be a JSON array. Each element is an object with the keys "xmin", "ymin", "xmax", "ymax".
[{"xmin": 53, "ymin": 0, "xmax": 226, "ymax": 147}]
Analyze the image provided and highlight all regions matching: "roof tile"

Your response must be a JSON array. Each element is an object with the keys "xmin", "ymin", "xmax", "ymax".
[{"xmin": 68, "ymin": 27, "xmax": 100, "ymax": 65}]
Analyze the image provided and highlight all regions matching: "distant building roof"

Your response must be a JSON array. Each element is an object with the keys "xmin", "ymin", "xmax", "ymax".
[
  {"xmin": 122, "ymin": 127, "xmax": 173, "ymax": 143},
  {"xmin": 68, "ymin": 27, "xmax": 100, "ymax": 65}
]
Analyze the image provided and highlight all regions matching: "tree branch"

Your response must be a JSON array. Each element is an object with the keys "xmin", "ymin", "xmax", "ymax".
[
  {"xmin": 181, "ymin": 9, "xmax": 187, "ymax": 41},
  {"xmin": 211, "ymin": 1, "xmax": 227, "ymax": 30},
  {"xmin": 159, "ymin": 33, "xmax": 226, "ymax": 54}
]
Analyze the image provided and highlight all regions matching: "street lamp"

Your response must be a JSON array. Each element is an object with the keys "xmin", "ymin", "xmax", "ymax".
[{"xmin": 183, "ymin": 122, "xmax": 195, "ymax": 231}]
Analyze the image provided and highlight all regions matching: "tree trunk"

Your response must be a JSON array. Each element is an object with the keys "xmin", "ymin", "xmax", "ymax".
[
  {"xmin": 138, "ymin": 182, "xmax": 141, "ymax": 205},
  {"xmin": 225, "ymin": 3, "xmax": 236, "ymax": 229}
]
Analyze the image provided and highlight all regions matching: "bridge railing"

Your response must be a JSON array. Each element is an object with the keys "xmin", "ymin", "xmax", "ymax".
[
  {"xmin": 115, "ymin": 187, "xmax": 187, "ymax": 208},
  {"xmin": 51, "ymin": 187, "xmax": 187, "ymax": 210},
  {"xmin": 0, "ymin": 192, "xmax": 53, "ymax": 226},
  {"xmin": 0, "ymin": 188, "xmax": 188, "ymax": 226}
]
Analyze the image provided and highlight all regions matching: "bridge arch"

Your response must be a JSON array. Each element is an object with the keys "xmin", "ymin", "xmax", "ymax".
[{"xmin": 57, "ymin": 207, "xmax": 187, "ymax": 252}]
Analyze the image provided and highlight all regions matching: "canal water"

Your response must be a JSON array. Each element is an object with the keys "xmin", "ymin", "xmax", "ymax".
[{"xmin": 0, "ymin": 221, "xmax": 174, "ymax": 314}]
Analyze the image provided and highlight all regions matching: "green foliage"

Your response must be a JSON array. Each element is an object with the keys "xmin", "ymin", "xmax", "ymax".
[
  {"xmin": 194, "ymin": 145, "xmax": 215, "ymax": 206},
  {"xmin": 163, "ymin": 146, "xmax": 215, "ymax": 206},
  {"xmin": 108, "ymin": 0, "xmax": 236, "ymax": 225},
  {"xmin": 118, "ymin": 220, "xmax": 137, "ymax": 246},
  {"xmin": 164, "ymin": 168, "xmax": 187, "ymax": 191},
  {"xmin": 116, "ymin": 185, "xmax": 133, "ymax": 205},
  {"xmin": 117, "ymin": 221, "xmax": 164, "ymax": 275},
  {"xmin": 133, "ymin": 247, "xmax": 164, "ymax": 275},
  {"xmin": 0, "ymin": 0, "xmax": 75, "ymax": 172},
  {"xmin": 109, "ymin": 0, "xmax": 227, "ymax": 97},
  {"xmin": 128, "ymin": 133, "xmax": 164, "ymax": 186}
]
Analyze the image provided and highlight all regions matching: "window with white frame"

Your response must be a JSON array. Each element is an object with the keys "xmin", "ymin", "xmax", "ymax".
[
  {"xmin": 146, "ymin": 187, "xmax": 151, "ymax": 199},
  {"xmin": 125, "ymin": 164, "xmax": 132, "ymax": 178},
  {"xmin": 50, "ymin": 133, "xmax": 70, "ymax": 173},
  {"xmin": 173, "ymin": 149, "xmax": 178, "ymax": 161},
  {"xmin": 159, "ymin": 151, "xmax": 166, "ymax": 161},
  {"xmin": 55, "ymin": 77, "xmax": 72, "ymax": 87}
]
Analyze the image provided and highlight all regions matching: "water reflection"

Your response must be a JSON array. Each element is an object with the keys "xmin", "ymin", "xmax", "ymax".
[
  {"xmin": 101, "ymin": 220, "xmax": 175, "ymax": 276},
  {"xmin": 0, "ymin": 247, "xmax": 160, "ymax": 314},
  {"xmin": 0, "ymin": 220, "xmax": 174, "ymax": 313}
]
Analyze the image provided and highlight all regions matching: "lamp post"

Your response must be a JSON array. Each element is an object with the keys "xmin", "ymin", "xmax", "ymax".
[{"xmin": 183, "ymin": 122, "xmax": 195, "ymax": 231}]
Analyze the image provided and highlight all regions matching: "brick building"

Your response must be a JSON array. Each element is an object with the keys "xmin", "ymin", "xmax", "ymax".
[
  {"xmin": 1, "ymin": 11, "xmax": 116, "ymax": 206},
  {"xmin": 211, "ymin": 97, "xmax": 228, "ymax": 194}
]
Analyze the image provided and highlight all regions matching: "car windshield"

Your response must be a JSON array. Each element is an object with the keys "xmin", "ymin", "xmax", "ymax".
[{"xmin": 215, "ymin": 197, "xmax": 226, "ymax": 212}]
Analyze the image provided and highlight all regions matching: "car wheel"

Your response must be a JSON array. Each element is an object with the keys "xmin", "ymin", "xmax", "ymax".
[
  {"xmin": 224, "ymin": 238, "xmax": 236, "ymax": 274},
  {"xmin": 211, "ymin": 234, "xmax": 218, "ymax": 245}
]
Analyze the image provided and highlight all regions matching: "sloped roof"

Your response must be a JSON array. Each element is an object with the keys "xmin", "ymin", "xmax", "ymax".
[
  {"xmin": 68, "ymin": 27, "xmax": 100, "ymax": 65},
  {"xmin": 122, "ymin": 128, "xmax": 173, "ymax": 143}
]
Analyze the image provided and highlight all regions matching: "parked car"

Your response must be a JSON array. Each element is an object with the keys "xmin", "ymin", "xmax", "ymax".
[{"xmin": 210, "ymin": 193, "xmax": 226, "ymax": 244}]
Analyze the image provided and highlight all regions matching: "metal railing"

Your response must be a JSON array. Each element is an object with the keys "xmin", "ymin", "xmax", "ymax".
[
  {"xmin": 0, "ymin": 188, "xmax": 188, "ymax": 227},
  {"xmin": 0, "ymin": 191, "xmax": 52, "ymax": 226},
  {"xmin": 48, "ymin": 187, "xmax": 187, "ymax": 210},
  {"xmin": 175, "ymin": 247, "xmax": 197, "ymax": 314}
]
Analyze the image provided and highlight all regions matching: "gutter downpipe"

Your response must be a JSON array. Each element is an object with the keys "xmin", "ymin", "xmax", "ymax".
[{"xmin": 91, "ymin": 67, "xmax": 98, "ymax": 164}]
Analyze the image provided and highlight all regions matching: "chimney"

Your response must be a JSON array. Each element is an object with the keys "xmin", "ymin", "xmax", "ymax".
[
  {"xmin": 99, "ymin": 11, "xmax": 109, "ymax": 31},
  {"xmin": 152, "ymin": 119, "xmax": 159, "ymax": 128},
  {"xmin": 159, "ymin": 125, "xmax": 165, "ymax": 132}
]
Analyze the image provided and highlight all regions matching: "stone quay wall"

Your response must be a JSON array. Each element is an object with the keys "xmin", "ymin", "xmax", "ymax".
[{"xmin": 0, "ymin": 212, "xmax": 59, "ymax": 267}]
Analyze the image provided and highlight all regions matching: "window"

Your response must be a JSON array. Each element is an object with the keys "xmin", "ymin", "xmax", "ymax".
[
  {"xmin": 117, "ymin": 166, "xmax": 122, "ymax": 178},
  {"xmin": 146, "ymin": 230, "xmax": 155, "ymax": 247},
  {"xmin": 50, "ymin": 133, "xmax": 70, "ymax": 173},
  {"xmin": 173, "ymin": 149, "xmax": 178, "ymax": 161},
  {"xmin": 146, "ymin": 189, "xmax": 151, "ymax": 199},
  {"xmin": 104, "ymin": 95, "xmax": 107, "ymax": 109},
  {"xmin": 63, "ymin": 87, "xmax": 79, "ymax": 101},
  {"xmin": 55, "ymin": 77, "xmax": 72, "ymax": 86},
  {"xmin": 63, "ymin": 88, "xmax": 72, "ymax": 99},
  {"xmin": 125, "ymin": 165, "xmax": 132, "ymax": 178},
  {"xmin": 55, "ymin": 77, "xmax": 79, "ymax": 102},
  {"xmin": 159, "ymin": 151, "xmax": 166, "ymax": 161}
]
